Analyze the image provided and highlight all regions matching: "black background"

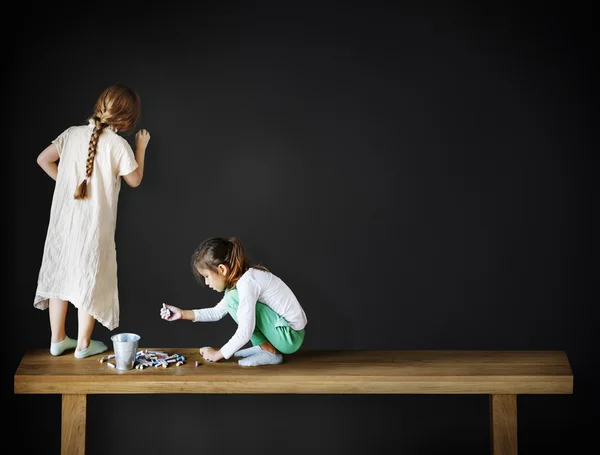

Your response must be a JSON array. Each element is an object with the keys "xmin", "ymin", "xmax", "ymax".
[{"xmin": 5, "ymin": 2, "xmax": 597, "ymax": 454}]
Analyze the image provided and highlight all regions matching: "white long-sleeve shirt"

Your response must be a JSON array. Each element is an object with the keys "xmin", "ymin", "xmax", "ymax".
[{"xmin": 192, "ymin": 268, "xmax": 307, "ymax": 359}]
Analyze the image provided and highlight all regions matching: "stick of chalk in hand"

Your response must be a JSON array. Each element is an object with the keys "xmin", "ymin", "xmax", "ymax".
[{"xmin": 162, "ymin": 303, "xmax": 171, "ymax": 319}]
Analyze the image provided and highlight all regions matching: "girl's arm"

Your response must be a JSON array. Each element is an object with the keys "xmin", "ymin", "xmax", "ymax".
[
  {"xmin": 160, "ymin": 304, "xmax": 193, "ymax": 321},
  {"xmin": 162, "ymin": 300, "xmax": 228, "ymax": 322},
  {"xmin": 37, "ymin": 143, "xmax": 60, "ymax": 181},
  {"xmin": 192, "ymin": 298, "xmax": 228, "ymax": 322},
  {"xmin": 178, "ymin": 309, "xmax": 197, "ymax": 321},
  {"xmin": 122, "ymin": 129, "xmax": 150, "ymax": 188},
  {"xmin": 219, "ymin": 280, "xmax": 260, "ymax": 359}
]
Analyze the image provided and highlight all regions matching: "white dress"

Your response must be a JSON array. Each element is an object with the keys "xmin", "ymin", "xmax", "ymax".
[{"xmin": 33, "ymin": 119, "xmax": 138, "ymax": 330}]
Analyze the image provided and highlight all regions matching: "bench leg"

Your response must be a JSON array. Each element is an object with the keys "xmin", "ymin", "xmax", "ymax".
[
  {"xmin": 489, "ymin": 394, "xmax": 517, "ymax": 455},
  {"xmin": 62, "ymin": 394, "xmax": 87, "ymax": 455}
]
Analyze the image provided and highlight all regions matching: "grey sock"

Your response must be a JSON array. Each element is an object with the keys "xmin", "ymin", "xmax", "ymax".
[
  {"xmin": 74, "ymin": 340, "xmax": 108, "ymax": 359},
  {"xmin": 238, "ymin": 350, "xmax": 283, "ymax": 367},
  {"xmin": 234, "ymin": 346, "xmax": 263, "ymax": 358},
  {"xmin": 50, "ymin": 336, "xmax": 77, "ymax": 356}
]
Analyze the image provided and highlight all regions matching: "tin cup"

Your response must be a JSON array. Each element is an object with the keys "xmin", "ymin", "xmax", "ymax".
[{"xmin": 110, "ymin": 333, "xmax": 140, "ymax": 370}]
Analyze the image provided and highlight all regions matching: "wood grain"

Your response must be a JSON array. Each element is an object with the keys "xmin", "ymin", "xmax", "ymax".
[
  {"xmin": 490, "ymin": 394, "xmax": 517, "ymax": 455},
  {"xmin": 61, "ymin": 394, "xmax": 86, "ymax": 455},
  {"xmin": 14, "ymin": 349, "xmax": 573, "ymax": 395}
]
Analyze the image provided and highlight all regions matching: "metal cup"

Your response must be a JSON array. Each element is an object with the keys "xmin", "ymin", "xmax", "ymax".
[{"xmin": 110, "ymin": 333, "xmax": 140, "ymax": 370}]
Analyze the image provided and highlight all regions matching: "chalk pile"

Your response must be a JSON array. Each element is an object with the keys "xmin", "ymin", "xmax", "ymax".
[{"xmin": 99, "ymin": 349, "xmax": 191, "ymax": 369}]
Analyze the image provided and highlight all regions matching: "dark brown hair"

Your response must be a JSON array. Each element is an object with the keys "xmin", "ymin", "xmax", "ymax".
[
  {"xmin": 74, "ymin": 84, "xmax": 141, "ymax": 199},
  {"xmin": 191, "ymin": 237, "xmax": 269, "ymax": 289}
]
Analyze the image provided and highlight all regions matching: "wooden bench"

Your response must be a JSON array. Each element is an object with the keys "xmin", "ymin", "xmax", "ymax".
[{"xmin": 13, "ymin": 349, "xmax": 573, "ymax": 455}]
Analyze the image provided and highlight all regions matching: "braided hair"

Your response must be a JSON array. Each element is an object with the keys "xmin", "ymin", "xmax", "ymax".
[
  {"xmin": 73, "ymin": 116, "xmax": 107, "ymax": 199},
  {"xmin": 74, "ymin": 84, "xmax": 141, "ymax": 200}
]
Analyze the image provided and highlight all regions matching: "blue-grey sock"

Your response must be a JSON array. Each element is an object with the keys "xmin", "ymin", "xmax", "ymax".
[
  {"xmin": 50, "ymin": 336, "xmax": 77, "ymax": 356},
  {"xmin": 234, "ymin": 346, "xmax": 262, "ymax": 357},
  {"xmin": 238, "ymin": 350, "xmax": 283, "ymax": 367},
  {"xmin": 74, "ymin": 340, "xmax": 108, "ymax": 359}
]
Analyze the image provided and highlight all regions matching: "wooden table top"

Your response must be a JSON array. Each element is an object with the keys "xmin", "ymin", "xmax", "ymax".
[{"xmin": 14, "ymin": 349, "xmax": 573, "ymax": 395}]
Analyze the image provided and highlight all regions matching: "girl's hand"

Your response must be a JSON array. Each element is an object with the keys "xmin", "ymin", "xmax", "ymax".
[
  {"xmin": 135, "ymin": 129, "xmax": 151, "ymax": 150},
  {"xmin": 200, "ymin": 347, "xmax": 224, "ymax": 362},
  {"xmin": 160, "ymin": 303, "xmax": 182, "ymax": 321}
]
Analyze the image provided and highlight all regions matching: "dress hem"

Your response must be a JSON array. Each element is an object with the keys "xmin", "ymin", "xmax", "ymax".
[{"xmin": 33, "ymin": 291, "xmax": 118, "ymax": 331}]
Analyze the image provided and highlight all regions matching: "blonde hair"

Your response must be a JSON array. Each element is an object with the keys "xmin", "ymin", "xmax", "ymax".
[
  {"xmin": 191, "ymin": 237, "xmax": 269, "ymax": 289},
  {"xmin": 74, "ymin": 84, "xmax": 141, "ymax": 200}
]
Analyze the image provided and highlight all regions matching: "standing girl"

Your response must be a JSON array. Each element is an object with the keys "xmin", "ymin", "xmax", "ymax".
[
  {"xmin": 34, "ymin": 83, "xmax": 151, "ymax": 358},
  {"xmin": 161, "ymin": 237, "xmax": 307, "ymax": 366}
]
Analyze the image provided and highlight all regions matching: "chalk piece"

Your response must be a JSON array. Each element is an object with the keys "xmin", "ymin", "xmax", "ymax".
[
  {"xmin": 195, "ymin": 361, "xmax": 199, "ymax": 367},
  {"xmin": 107, "ymin": 362, "xmax": 115, "ymax": 368}
]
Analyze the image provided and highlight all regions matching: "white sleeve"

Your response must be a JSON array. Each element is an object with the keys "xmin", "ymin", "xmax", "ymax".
[
  {"xmin": 115, "ymin": 139, "xmax": 138, "ymax": 177},
  {"xmin": 219, "ymin": 278, "xmax": 261, "ymax": 359},
  {"xmin": 51, "ymin": 127, "xmax": 73, "ymax": 158},
  {"xmin": 192, "ymin": 297, "xmax": 228, "ymax": 322}
]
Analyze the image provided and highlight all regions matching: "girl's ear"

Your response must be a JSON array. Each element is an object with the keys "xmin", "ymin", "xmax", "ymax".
[{"xmin": 217, "ymin": 264, "xmax": 229, "ymax": 276}]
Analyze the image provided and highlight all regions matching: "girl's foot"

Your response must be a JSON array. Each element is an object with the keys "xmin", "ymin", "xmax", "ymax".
[
  {"xmin": 233, "ymin": 346, "xmax": 262, "ymax": 357},
  {"xmin": 238, "ymin": 350, "xmax": 283, "ymax": 367},
  {"xmin": 74, "ymin": 340, "xmax": 108, "ymax": 359},
  {"xmin": 50, "ymin": 336, "xmax": 77, "ymax": 356}
]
